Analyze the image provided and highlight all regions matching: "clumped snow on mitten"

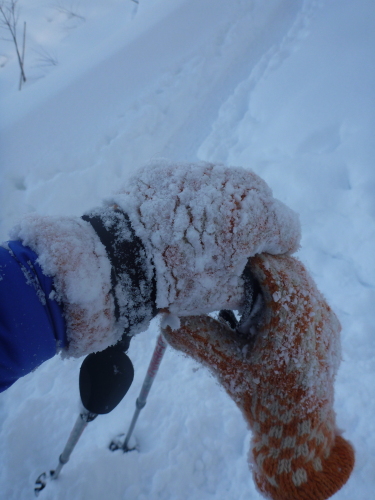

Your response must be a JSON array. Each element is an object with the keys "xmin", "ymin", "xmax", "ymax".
[
  {"xmin": 10, "ymin": 215, "xmax": 120, "ymax": 357},
  {"xmin": 110, "ymin": 160, "xmax": 301, "ymax": 316}
]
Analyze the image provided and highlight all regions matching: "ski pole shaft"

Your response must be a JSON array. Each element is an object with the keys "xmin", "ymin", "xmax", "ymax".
[
  {"xmin": 52, "ymin": 411, "xmax": 97, "ymax": 479},
  {"xmin": 122, "ymin": 333, "xmax": 167, "ymax": 451}
]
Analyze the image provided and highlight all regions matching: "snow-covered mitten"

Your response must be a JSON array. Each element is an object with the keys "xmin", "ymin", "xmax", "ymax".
[
  {"xmin": 10, "ymin": 160, "xmax": 300, "ymax": 359},
  {"xmin": 10, "ymin": 207, "xmax": 157, "ymax": 358},
  {"xmin": 111, "ymin": 160, "xmax": 301, "ymax": 316},
  {"xmin": 162, "ymin": 253, "xmax": 354, "ymax": 500},
  {"xmin": 10, "ymin": 161, "xmax": 302, "ymax": 358}
]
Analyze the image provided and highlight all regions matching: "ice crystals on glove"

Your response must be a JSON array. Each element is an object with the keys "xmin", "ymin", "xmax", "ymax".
[{"xmin": 110, "ymin": 160, "xmax": 301, "ymax": 317}]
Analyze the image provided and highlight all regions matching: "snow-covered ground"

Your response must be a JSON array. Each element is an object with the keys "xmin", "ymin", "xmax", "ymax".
[{"xmin": 1, "ymin": 0, "xmax": 374, "ymax": 498}]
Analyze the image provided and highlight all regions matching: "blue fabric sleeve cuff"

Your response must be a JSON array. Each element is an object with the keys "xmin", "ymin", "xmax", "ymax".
[{"xmin": 0, "ymin": 241, "xmax": 67, "ymax": 392}]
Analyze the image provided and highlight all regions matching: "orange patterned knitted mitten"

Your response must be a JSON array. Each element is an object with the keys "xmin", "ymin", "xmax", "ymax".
[{"xmin": 162, "ymin": 254, "xmax": 354, "ymax": 500}]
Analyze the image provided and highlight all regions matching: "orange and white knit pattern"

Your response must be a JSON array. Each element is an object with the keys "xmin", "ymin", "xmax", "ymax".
[{"xmin": 162, "ymin": 253, "xmax": 354, "ymax": 500}]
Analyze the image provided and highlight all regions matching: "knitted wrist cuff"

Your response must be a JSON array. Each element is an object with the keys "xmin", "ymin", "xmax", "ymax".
[{"xmin": 10, "ymin": 214, "xmax": 120, "ymax": 357}]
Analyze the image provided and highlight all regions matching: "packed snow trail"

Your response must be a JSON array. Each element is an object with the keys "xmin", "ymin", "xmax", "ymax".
[
  {"xmin": 0, "ymin": 0, "xmax": 375, "ymax": 498},
  {"xmin": 0, "ymin": 0, "xmax": 309, "ymax": 237}
]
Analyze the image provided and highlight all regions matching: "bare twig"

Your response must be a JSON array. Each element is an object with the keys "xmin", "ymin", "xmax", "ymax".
[
  {"xmin": 18, "ymin": 20, "xmax": 25, "ymax": 89},
  {"xmin": 54, "ymin": 1, "xmax": 85, "ymax": 21},
  {"xmin": 0, "ymin": 0, "xmax": 26, "ymax": 88},
  {"xmin": 33, "ymin": 46, "xmax": 58, "ymax": 67}
]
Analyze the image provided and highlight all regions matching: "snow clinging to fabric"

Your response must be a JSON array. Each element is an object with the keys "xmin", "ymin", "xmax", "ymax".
[
  {"xmin": 110, "ymin": 160, "xmax": 301, "ymax": 316},
  {"xmin": 9, "ymin": 215, "xmax": 120, "ymax": 357}
]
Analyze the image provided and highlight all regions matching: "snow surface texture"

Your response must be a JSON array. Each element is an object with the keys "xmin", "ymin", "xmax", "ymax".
[
  {"xmin": 112, "ymin": 160, "xmax": 300, "ymax": 316},
  {"xmin": 1, "ymin": 0, "xmax": 374, "ymax": 499}
]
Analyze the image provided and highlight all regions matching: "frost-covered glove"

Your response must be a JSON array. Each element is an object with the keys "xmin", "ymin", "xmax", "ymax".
[
  {"xmin": 9, "ymin": 160, "xmax": 301, "ymax": 358},
  {"xmin": 162, "ymin": 254, "xmax": 354, "ymax": 500},
  {"xmin": 10, "ymin": 207, "xmax": 157, "ymax": 358},
  {"xmin": 110, "ymin": 160, "xmax": 301, "ymax": 317}
]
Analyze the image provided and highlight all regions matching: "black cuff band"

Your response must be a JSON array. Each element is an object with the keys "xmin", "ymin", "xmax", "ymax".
[{"xmin": 82, "ymin": 207, "xmax": 158, "ymax": 339}]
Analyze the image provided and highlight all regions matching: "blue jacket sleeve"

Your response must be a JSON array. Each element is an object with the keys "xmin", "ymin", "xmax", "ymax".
[{"xmin": 0, "ymin": 241, "xmax": 67, "ymax": 392}]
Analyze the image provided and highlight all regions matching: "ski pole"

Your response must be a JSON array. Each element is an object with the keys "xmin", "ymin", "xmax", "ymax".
[
  {"xmin": 35, "ymin": 345, "xmax": 134, "ymax": 496},
  {"xmin": 52, "ymin": 411, "xmax": 97, "ymax": 479},
  {"xmin": 110, "ymin": 333, "xmax": 167, "ymax": 452},
  {"xmin": 34, "ymin": 411, "xmax": 97, "ymax": 496}
]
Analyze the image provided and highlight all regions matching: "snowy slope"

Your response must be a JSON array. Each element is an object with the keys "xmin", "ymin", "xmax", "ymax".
[{"xmin": 1, "ymin": 0, "xmax": 375, "ymax": 499}]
